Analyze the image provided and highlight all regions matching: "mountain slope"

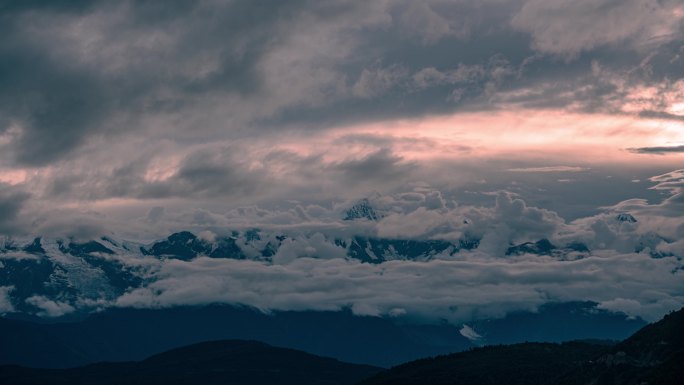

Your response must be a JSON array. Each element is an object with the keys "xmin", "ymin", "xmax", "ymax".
[
  {"xmin": 0, "ymin": 340, "xmax": 382, "ymax": 385},
  {"xmin": 359, "ymin": 341, "xmax": 609, "ymax": 385},
  {"xmin": 557, "ymin": 307, "xmax": 684, "ymax": 385},
  {"xmin": 360, "ymin": 307, "xmax": 684, "ymax": 385}
]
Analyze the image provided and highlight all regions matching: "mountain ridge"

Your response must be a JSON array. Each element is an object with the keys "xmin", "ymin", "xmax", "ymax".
[
  {"xmin": 360, "ymin": 307, "xmax": 684, "ymax": 385},
  {"xmin": 1, "ymin": 229, "xmax": 600, "ymax": 316},
  {"xmin": 0, "ymin": 339, "xmax": 382, "ymax": 385},
  {"xmin": 0, "ymin": 302, "xmax": 646, "ymax": 369}
]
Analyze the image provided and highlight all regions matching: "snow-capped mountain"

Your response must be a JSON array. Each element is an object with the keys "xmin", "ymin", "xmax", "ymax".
[
  {"xmin": 0, "ymin": 215, "xmax": 678, "ymax": 319},
  {"xmin": 343, "ymin": 199, "xmax": 381, "ymax": 221},
  {"xmin": 0, "ymin": 230, "xmax": 472, "ymax": 316}
]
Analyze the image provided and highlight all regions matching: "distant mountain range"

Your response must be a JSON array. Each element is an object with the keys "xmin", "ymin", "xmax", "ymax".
[
  {"xmin": 0, "ymin": 202, "xmax": 669, "ymax": 319},
  {"xmin": 0, "ymin": 226, "xmax": 649, "ymax": 370},
  {"xmin": 1, "ymin": 307, "xmax": 681, "ymax": 384},
  {"xmin": 0, "ymin": 302, "xmax": 645, "ymax": 369},
  {"xmin": 0, "ymin": 226, "xmax": 625, "ymax": 316},
  {"xmin": 0, "ymin": 305, "xmax": 471, "ymax": 369}
]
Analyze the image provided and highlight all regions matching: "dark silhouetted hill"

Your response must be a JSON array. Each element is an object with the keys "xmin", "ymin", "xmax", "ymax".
[
  {"xmin": 360, "ymin": 307, "xmax": 684, "ymax": 385},
  {"xmin": 0, "ymin": 340, "xmax": 382, "ymax": 385},
  {"xmin": 358, "ymin": 341, "xmax": 608, "ymax": 385},
  {"xmin": 557, "ymin": 307, "xmax": 684, "ymax": 385}
]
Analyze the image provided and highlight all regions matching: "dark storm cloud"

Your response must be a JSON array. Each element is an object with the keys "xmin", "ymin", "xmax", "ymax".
[
  {"xmin": 0, "ymin": 0, "xmax": 681, "ymax": 221},
  {"xmin": 43, "ymin": 145, "xmax": 268, "ymax": 200},
  {"xmin": 0, "ymin": 0, "xmax": 300, "ymax": 166},
  {"xmin": 511, "ymin": 0, "xmax": 684, "ymax": 57},
  {"xmin": 0, "ymin": 184, "xmax": 30, "ymax": 233},
  {"xmin": 330, "ymin": 149, "xmax": 417, "ymax": 184},
  {"xmin": 150, "ymin": 148, "xmax": 268, "ymax": 199},
  {"xmin": 36, "ymin": 133, "xmax": 430, "ymax": 204},
  {"xmin": 0, "ymin": 23, "xmax": 110, "ymax": 166},
  {"xmin": 638, "ymin": 110, "xmax": 684, "ymax": 122},
  {"xmin": 2, "ymin": 0, "xmax": 684, "ymax": 325},
  {"xmin": 629, "ymin": 145, "xmax": 684, "ymax": 155},
  {"xmin": 0, "ymin": 0, "xmax": 681, "ymax": 172}
]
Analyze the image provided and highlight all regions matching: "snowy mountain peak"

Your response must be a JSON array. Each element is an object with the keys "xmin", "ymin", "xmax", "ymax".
[
  {"xmin": 616, "ymin": 213, "xmax": 637, "ymax": 223},
  {"xmin": 343, "ymin": 199, "xmax": 379, "ymax": 221}
]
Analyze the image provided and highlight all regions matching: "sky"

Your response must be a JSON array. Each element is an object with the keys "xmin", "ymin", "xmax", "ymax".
[{"xmin": 0, "ymin": 0, "xmax": 683, "ymax": 322}]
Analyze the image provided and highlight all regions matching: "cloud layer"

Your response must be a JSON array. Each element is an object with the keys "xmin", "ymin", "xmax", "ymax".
[
  {"xmin": 1, "ymin": 0, "xmax": 682, "ymax": 171},
  {"xmin": 1, "ymin": 1, "xmax": 683, "ymax": 325},
  {"xmin": 2, "ymin": 178, "xmax": 683, "ymax": 324},
  {"xmin": 115, "ymin": 251, "xmax": 682, "ymax": 323}
]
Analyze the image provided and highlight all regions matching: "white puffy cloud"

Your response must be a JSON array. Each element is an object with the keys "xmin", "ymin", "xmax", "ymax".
[
  {"xmin": 459, "ymin": 324, "xmax": 483, "ymax": 342},
  {"xmin": 377, "ymin": 207, "xmax": 461, "ymax": 239},
  {"xmin": 115, "ymin": 252, "xmax": 683, "ymax": 322},
  {"xmin": 0, "ymin": 286, "xmax": 14, "ymax": 313},
  {"xmin": 473, "ymin": 193, "xmax": 565, "ymax": 254},
  {"xmin": 25, "ymin": 295, "xmax": 75, "ymax": 318},
  {"xmin": 563, "ymin": 169, "xmax": 684, "ymax": 249},
  {"xmin": 272, "ymin": 233, "xmax": 348, "ymax": 264}
]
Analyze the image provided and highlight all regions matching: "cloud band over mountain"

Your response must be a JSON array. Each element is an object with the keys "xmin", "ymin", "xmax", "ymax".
[{"xmin": 1, "ymin": 0, "xmax": 683, "ymax": 324}]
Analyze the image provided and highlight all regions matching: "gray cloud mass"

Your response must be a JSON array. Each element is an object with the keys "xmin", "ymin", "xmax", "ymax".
[
  {"xmin": 629, "ymin": 145, "xmax": 684, "ymax": 155},
  {"xmin": 0, "ymin": 0, "xmax": 683, "ymax": 323},
  {"xmin": 0, "ymin": 0, "xmax": 682, "ymax": 169}
]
